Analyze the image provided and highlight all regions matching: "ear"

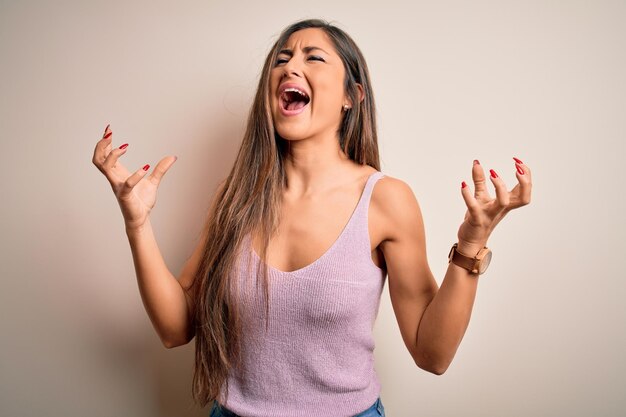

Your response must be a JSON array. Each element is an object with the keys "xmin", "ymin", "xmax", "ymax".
[
  {"xmin": 344, "ymin": 83, "xmax": 365, "ymax": 109},
  {"xmin": 355, "ymin": 83, "xmax": 365, "ymax": 103}
]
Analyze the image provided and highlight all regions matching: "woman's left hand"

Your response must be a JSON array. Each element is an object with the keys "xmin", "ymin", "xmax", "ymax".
[{"xmin": 456, "ymin": 157, "xmax": 532, "ymax": 250}]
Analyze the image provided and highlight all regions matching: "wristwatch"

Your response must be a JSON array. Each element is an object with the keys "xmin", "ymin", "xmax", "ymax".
[{"xmin": 448, "ymin": 243, "xmax": 492, "ymax": 275}]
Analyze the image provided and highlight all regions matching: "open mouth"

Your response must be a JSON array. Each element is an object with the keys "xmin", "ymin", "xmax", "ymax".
[{"xmin": 280, "ymin": 88, "xmax": 310, "ymax": 112}]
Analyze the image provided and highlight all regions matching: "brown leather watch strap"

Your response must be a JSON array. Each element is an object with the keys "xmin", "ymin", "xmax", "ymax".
[{"xmin": 448, "ymin": 243, "xmax": 479, "ymax": 274}]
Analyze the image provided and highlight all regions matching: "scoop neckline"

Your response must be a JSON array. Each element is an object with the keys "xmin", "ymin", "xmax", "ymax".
[{"xmin": 249, "ymin": 171, "xmax": 380, "ymax": 275}]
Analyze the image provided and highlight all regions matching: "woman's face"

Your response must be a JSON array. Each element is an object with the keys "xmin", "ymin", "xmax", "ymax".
[{"xmin": 269, "ymin": 28, "xmax": 349, "ymax": 142}]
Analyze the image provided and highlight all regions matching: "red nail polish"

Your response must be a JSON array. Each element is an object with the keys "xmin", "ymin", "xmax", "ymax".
[
  {"xmin": 143, "ymin": 164, "xmax": 150, "ymax": 171},
  {"xmin": 119, "ymin": 143, "xmax": 128, "ymax": 149},
  {"xmin": 103, "ymin": 124, "xmax": 110, "ymax": 136},
  {"xmin": 104, "ymin": 131, "xmax": 112, "ymax": 139},
  {"xmin": 516, "ymin": 165, "xmax": 525, "ymax": 175},
  {"xmin": 473, "ymin": 159, "xmax": 480, "ymax": 165},
  {"xmin": 461, "ymin": 181, "xmax": 467, "ymax": 188},
  {"xmin": 490, "ymin": 169, "xmax": 498, "ymax": 178},
  {"xmin": 513, "ymin": 157, "xmax": 523, "ymax": 164}
]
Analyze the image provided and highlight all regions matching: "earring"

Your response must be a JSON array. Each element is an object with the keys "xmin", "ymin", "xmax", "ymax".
[{"xmin": 343, "ymin": 104, "xmax": 350, "ymax": 111}]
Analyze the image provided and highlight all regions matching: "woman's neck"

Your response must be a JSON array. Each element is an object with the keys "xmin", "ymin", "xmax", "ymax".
[{"xmin": 282, "ymin": 133, "xmax": 357, "ymax": 191}]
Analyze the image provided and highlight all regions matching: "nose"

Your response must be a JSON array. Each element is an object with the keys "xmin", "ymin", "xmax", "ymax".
[{"xmin": 281, "ymin": 57, "xmax": 303, "ymax": 79}]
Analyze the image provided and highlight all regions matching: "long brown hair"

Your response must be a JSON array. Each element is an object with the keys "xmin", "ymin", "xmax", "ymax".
[{"xmin": 184, "ymin": 18, "xmax": 381, "ymax": 407}]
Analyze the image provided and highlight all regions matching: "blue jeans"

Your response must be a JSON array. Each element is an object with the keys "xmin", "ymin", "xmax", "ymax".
[{"xmin": 209, "ymin": 396, "xmax": 386, "ymax": 417}]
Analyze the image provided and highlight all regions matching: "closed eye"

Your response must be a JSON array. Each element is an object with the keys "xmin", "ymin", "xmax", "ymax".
[{"xmin": 275, "ymin": 55, "xmax": 325, "ymax": 65}]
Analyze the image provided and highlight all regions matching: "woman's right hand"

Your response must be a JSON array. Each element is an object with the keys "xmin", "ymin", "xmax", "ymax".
[{"xmin": 92, "ymin": 124, "xmax": 177, "ymax": 231}]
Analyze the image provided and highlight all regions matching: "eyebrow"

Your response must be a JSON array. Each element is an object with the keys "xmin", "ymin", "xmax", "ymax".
[{"xmin": 278, "ymin": 46, "xmax": 329, "ymax": 56}]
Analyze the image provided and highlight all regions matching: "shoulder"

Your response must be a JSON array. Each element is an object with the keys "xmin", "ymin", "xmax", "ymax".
[
  {"xmin": 372, "ymin": 173, "xmax": 419, "ymax": 215},
  {"xmin": 371, "ymin": 173, "xmax": 423, "ymax": 243},
  {"xmin": 373, "ymin": 173, "xmax": 415, "ymax": 202}
]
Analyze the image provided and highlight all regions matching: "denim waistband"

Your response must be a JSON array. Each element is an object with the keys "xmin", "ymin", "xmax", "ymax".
[{"xmin": 210, "ymin": 396, "xmax": 384, "ymax": 417}]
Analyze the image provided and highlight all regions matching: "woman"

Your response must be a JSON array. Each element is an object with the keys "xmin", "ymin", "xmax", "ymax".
[{"xmin": 92, "ymin": 18, "xmax": 532, "ymax": 417}]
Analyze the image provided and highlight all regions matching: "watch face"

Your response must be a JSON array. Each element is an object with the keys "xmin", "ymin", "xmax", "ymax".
[{"xmin": 479, "ymin": 250, "xmax": 492, "ymax": 274}]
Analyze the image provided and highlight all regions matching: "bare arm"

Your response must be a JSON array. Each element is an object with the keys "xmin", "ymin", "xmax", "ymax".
[
  {"xmin": 92, "ymin": 124, "xmax": 221, "ymax": 349},
  {"xmin": 411, "ymin": 241, "xmax": 483, "ymax": 374},
  {"xmin": 126, "ymin": 219, "xmax": 198, "ymax": 348},
  {"xmin": 375, "ymin": 159, "xmax": 532, "ymax": 375},
  {"xmin": 126, "ymin": 181, "xmax": 223, "ymax": 349}
]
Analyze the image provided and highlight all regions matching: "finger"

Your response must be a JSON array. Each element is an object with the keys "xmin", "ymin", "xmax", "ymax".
[
  {"xmin": 488, "ymin": 168, "xmax": 510, "ymax": 208},
  {"xmin": 513, "ymin": 157, "xmax": 532, "ymax": 181},
  {"xmin": 513, "ymin": 157, "xmax": 532, "ymax": 205},
  {"xmin": 119, "ymin": 164, "xmax": 152, "ymax": 198},
  {"xmin": 146, "ymin": 155, "xmax": 178, "ymax": 186},
  {"xmin": 102, "ymin": 142, "xmax": 130, "ymax": 178},
  {"xmin": 461, "ymin": 181, "xmax": 482, "ymax": 218},
  {"xmin": 103, "ymin": 123, "xmax": 112, "ymax": 140},
  {"xmin": 92, "ymin": 124, "xmax": 113, "ymax": 168},
  {"xmin": 472, "ymin": 160, "xmax": 491, "ymax": 200},
  {"xmin": 102, "ymin": 124, "xmax": 113, "ymax": 158}
]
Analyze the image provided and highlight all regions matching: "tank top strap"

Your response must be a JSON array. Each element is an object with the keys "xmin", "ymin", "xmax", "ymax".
[
  {"xmin": 342, "ymin": 170, "xmax": 386, "ymax": 253},
  {"xmin": 354, "ymin": 171, "xmax": 386, "ymax": 216},
  {"xmin": 365, "ymin": 171, "xmax": 385, "ymax": 199}
]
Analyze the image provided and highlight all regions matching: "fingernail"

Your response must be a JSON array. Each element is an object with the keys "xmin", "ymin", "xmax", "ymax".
[
  {"xmin": 104, "ymin": 131, "xmax": 112, "ymax": 139},
  {"xmin": 513, "ymin": 157, "xmax": 523, "ymax": 164},
  {"xmin": 119, "ymin": 143, "xmax": 129, "ymax": 149},
  {"xmin": 461, "ymin": 181, "xmax": 467, "ymax": 188},
  {"xmin": 142, "ymin": 164, "xmax": 150, "ymax": 171},
  {"xmin": 490, "ymin": 169, "xmax": 498, "ymax": 178},
  {"xmin": 473, "ymin": 159, "xmax": 480, "ymax": 165},
  {"xmin": 103, "ymin": 124, "xmax": 110, "ymax": 136},
  {"xmin": 516, "ymin": 165, "xmax": 525, "ymax": 175}
]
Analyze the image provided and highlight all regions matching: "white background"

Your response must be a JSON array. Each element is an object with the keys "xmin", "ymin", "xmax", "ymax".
[{"xmin": 1, "ymin": 1, "xmax": 624, "ymax": 416}]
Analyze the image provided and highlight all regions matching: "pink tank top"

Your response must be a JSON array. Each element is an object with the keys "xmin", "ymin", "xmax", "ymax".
[{"xmin": 219, "ymin": 171, "xmax": 388, "ymax": 416}]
